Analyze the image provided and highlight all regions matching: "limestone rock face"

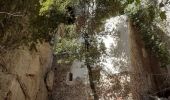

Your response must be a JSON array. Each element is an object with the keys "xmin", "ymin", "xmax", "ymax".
[
  {"xmin": 0, "ymin": 42, "xmax": 53, "ymax": 100},
  {"xmin": 35, "ymin": 79, "xmax": 49, "ymax": 100},
  {"xmin": 0, "ymin": 73, "xmax": 25, "ymax": 100},
  {"xmin": 46, "ymin": 70, "xmax": 54, "ymax": 91}
]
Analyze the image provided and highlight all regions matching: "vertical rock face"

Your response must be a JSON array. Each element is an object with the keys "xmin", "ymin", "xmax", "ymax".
[
  {"xmin": 0, "ymin": 42, "xmax": 53, "ymax": 100},
  {"xmin": 129, "ymin": 20, "xmax": 170, "ymax": 100}
]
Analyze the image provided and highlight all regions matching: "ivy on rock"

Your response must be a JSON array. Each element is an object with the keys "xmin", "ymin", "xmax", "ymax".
[{"xmin": 130, "ymin": 4, "xmax": 170, "ymax": 67}]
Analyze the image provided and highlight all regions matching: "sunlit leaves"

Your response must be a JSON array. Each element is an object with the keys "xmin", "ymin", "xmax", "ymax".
[
  {"xmin": 54, "ymin": 0, "xmax": 71, "ymax": 12},
  {"xmin": 39, "ymin": 0, "xmax": 54, "ymax": 15},
  {"xmin": 39, "ymin": 0, "xmax": 77, "ymax": 16}
]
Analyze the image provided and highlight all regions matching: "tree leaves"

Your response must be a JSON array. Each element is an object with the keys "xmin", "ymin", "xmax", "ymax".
[
  {"xmin": 131, "ymin": 9, "xmax": 170, "ymax": 67},
  {"xmin": 39, "ymin": 0, "xmax": 54, "ymax": 15},
  {"xmin": 135, "ymin": 0, "xmax": 140, "ymax": 4},
  {"xmin": 127, "ymin": 0, "xmax": 134, "ymax": 4},
  {"xmin": 127, "ymin": 0, "xmax": 140, "ymax": 4},
  {"xmin": 160, "ymin": 11, "xmax": 167, "ymax": 20}
]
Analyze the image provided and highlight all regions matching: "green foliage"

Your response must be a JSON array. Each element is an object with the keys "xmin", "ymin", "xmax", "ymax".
[
  {"xmin": 0, "ymin": 0, "xmax": 79, "ymax": 52},
  {"xmin": 130, "ymin": 5, "xmax": 170, "ymax": 67},
  {"xmin": 93, "ymin": 0, "xmax": 142, "ymax": 32},
  {"xmin": 124, "ymin": 2, "xmax": 140, "ymax": 15},
  {"xmin": 85, "ymin": 37, "xmax": 106, "ymax": 65},
  {"xmin": 54, "ymin": 24, "xmax": 107, "ymax": 65},
  {"xmin": 54, "ymin": 25, "xmax": 81, "ymax": 63},
  {"xmin": 127, "ymin": 0, "xmax": 141, "ymax": 4},
  {"xmin": 127, "ymin": 0, "xmax": 135, "ymax": 4},
  {"xmin": 39, "ymin": 0, "xmax": 78, "ymax": 16},
  {"xmin": 160, "ymin": 11, "xmax": 167, "ymax": 20},
  {"xmin": 0, "ymin": 0, "xmax": 41, "ymax": 51},
  {"xmin": 39, "ymin": 0, "xmax": 67, "ymax": 16},
  {"xmin": 39, "ymin": 0, "xmax": 54, "ymax": 15},
  {"xmin": 55, "ymin": 38, "xmax": 80, "ymax": 63},
  {"xmin": 93, "ymin": 0, "xmax": 125, "ymax": 32},
  {"xmin": 135, "ymin": 0, "xmax": 141, "ymax": 4}
]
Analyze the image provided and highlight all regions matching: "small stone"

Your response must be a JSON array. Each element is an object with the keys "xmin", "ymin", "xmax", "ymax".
[{"xmin": 46, "ymin": 70, "xmax": 54, "ymax": 91}]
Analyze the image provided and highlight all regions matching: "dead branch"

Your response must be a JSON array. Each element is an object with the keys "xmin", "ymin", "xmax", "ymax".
[{"xmin": 0, "ymin": 12, "xmax": 23, "ymax": 17}]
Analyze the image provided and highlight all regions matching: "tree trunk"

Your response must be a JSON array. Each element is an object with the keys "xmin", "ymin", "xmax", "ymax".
[
  {"xmin": 84, "ymin": 33, "xmax": 99, "ymax": 100},
  {"xmin": 86, "ymin": 63, "xmax": 99, "ymax": 100}
]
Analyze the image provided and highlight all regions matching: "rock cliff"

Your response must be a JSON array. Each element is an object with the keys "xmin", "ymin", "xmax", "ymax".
[
  {"xmin": 0, "ymin": 42, "xmax": 53, "ymax": 100},
  {"xmin": 129, "ymin": 20, "xmax": 170, "ymax": 100}
]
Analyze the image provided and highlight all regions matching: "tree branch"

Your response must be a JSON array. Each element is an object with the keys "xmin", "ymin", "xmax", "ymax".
[{"xmin": 0, "ymin": 12, "xmax": 23, "ymax": 17}]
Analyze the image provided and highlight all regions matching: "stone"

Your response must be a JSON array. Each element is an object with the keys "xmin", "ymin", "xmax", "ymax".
[
  {"xmin": 36, "ymin": 79, "xmax": 49, "ymax": 100},
  {"xmin": 0, "ymin": 73, "xmax": 25, "ymax": 100},
  {"xmin": 0, "ymin": 42, "xmax": 53, "ymax": 100},
  {"xmin": 159, "ymin": 97, "xmax": 168, "ymax": 100},
  {"xmin": 46, "ymin": 70, "xmax": 54, "ymax": 91}
]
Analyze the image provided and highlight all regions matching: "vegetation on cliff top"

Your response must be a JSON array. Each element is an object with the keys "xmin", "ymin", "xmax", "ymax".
[{"xmin": 127, "ymin": 1, "xmax": 170, "ymax": 67}]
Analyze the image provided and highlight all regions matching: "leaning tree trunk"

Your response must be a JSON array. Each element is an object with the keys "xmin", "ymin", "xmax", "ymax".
[
  {"xmin": 84, "ymin": 33, "xmax": 99, "ymax": 100},
  {"xmin": 86, "ymin": 62, "xmax": 99, "ymax": 100}
]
